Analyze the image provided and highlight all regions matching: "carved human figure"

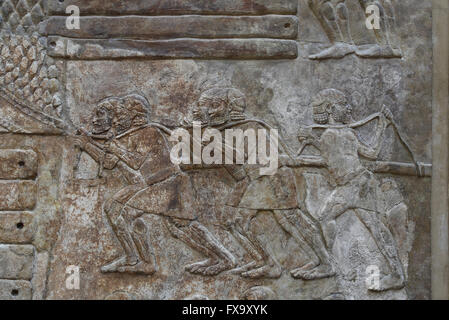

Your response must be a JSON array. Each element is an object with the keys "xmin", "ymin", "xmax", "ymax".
[
  {"xmin": 74, "ymin": 94, "xmax": 236, "ymax": 275},
  {"xmin": 308, "ymin": 0, "xmax": 401, "ymax": 59},
  {"xmin": 185, "ymin": 87, "xmax": 335, "ymax": 280},
  {"xmin": 299, "ymin": 89, "xmax": 405, "ymax": 290}
]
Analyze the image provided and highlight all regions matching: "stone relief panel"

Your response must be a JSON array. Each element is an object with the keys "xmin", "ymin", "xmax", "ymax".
[{"xmin": 0, "ymin": 0, "xmax": 433, "ymax": 300}]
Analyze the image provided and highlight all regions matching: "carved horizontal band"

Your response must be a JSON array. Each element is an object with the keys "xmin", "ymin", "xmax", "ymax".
[
  {"xmin": 0, "ymin": 212, "xmax": 34, "ymax": 244},
  {"xmin": 0, "ymin": 280, "xmax": 32, "ymax": 299},
  {"xmin": 0, "ymin": 150, "xmax": 38, "ymax": 180},
  {"xmin": 0, "ymin": 181, "xmax": 37, "ymax": 211},
  {"xmin": 279, "ymin": 155, "xmax": 432, "ymax": 177},
  {"xmin": 48, "ymin": 0, "xmax": 298, "ymax": 16},
  {"xmin": 41, "ymin": 15, "xmax": 298, "ymax": 40},
  {"xmin": 0, "ymin": 245, "xmax": 34, "ymax": 280},
  {"xmin": 47, "ymin": 37, "xmax": 298, "ymax": 60}
]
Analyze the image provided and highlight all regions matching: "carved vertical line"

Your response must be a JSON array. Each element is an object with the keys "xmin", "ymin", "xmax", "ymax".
[{"xmin": 431, "ymin": 0, "xmax": 449, "ymax": 300}]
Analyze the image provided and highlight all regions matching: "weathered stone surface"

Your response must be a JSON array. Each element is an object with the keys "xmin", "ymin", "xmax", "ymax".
[
  {"xmin": 0, "ymin": 0, "xmax": 44, "ymax": 33},
  {"xmin": 47, "ymin": 0, "xmax": 298, "ymax": 16},
  {"xmin": 47, "ymin": 37, "xmax": 299, "ymax": 60},
  {"xmin": 0, "ymin": 280, "xmax": 32, "ymax": 300},
  {"xmin": 0, "ymin": 94, "xmax": 64, "ymax": 134},
  {"xmin": 0, "ymin": 181, "xmax": 37, "ymax": 211},
  {"xmin": 0, "ymin": 149, "xmax": 37, "ymax": 180},
  {"xmin": 431, "ymin": 0, "xmax": 449, "ymax": 299},
  {"xmin": 0, "ymin": 245, "xmax": 34, "ymax": 280},
  {"xmin": 0, "ymin": 0, "xmax": 442, "ymax": 301},
  {"xmin": 42, "ymin": 16, "xmax": 299, "ymax": 40},
  {"xmin": 0, "ymin": 212, "xmax": 34, "ymax": 243},
  {"xmin": 31, "ymin": 251, "xmax": 49, "ymax": 300}
]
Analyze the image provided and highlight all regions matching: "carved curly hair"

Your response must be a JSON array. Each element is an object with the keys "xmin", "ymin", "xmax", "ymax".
[
  {"xmin": 121, "ymin": 94, "xmax": 151, "ymax": 127},
  {"xmin": 311, "ymin": 89, "xmax": 347, "ymax": 124},
  {"xmin": 199, "ymin": 87, "xmax": 247, "ymax": 121}
]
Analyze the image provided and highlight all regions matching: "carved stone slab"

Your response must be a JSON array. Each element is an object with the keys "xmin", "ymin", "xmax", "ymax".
[
  {"xmin": 0, "ymin": 0, "xmax": 439, "ymax": 300},
  {"xmin": 0, "ymin": 245, "xmax": 34, "ymax": 280},
  {"xmin": 0, "ymin": 212, "xmax": 34, "ymax": 244},
  {"xmin": 0, "ymin": 279, "xmax": 32, "ymax": 300},
  {"xmin": 0, "ymin": 181, "xmax": 36, "ymax": 211},
  {"xmin": 0, "ymin": 149, "xmax": 37, "ymax": 180},
  {"xmin": 47, "ymin": 0, "xmax": 298, "ymax": 16},
  {"xmin": 42, "ymin": 16, "xmax": 299, "ymax": 40}
]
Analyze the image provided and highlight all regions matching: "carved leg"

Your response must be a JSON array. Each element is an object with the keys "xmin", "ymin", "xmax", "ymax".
[
  {"xmin": 273, "ymin": 209, "xmax": 336, "ymax": 280},
  {"xmin": 235, "ymin": 211, "xmax": 282, "ymax": 279},
  {"xmin": 117, "ymin": 216, "xmax": 157, "ymax": 275},
  {"xmin": 220, "ymin": 206, "xmax": 263, "ymax": 271},
  {"xmin": 165, "ymin": 217, "xmax": 220, "ymax": 272},
  {"xmin": 355, "ymin": 209, "xmax": 405, "ymax": 291},
  {"xmin": 308, "ymin": 0, "xmax": 355, "ymax": 59},
  {"xmin": 188, "ymin": 221, "xmax": 237, "ymax": 275},
  {"xmin": 101, "ymin": 203, "xmax": 140, "ymax": 273},
  {"xmin": 273, "ymin": 210, "xmax": 319, "ymax": 269},
  {"xmin": 164, "ymin": 218, "xmax": 236, "ymax": 276},
  {"xmin": 318, "ymin": 189, "xmax": 349, "ymax": 251},
  {"xmin": 228, "ymin": 222, "xmax": 266, "ymax": 274}
]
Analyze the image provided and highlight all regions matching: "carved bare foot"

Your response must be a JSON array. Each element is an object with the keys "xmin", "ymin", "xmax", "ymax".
[
  {"xmin": 202, "ymin": 260, "xmax": 235, "ymax": 276},
  {"xmin": 323, "ymin": 293, "xmax": 346, "ymax": 300},
  {"xmin": 368, "ymin": 274, "xmax": 405, "ymax": 292},
  {"xmin": 241, "ymin": 263, "xmax": 282, "ymax": 279},
  {"xmin": 356, "ymin": 44, "xmax": 402, "ymax": 58},
  {"xmin": 229, "ymin": 261, "xmax": 261, "ymax": 274},
  {"xmin": 309, "ymin": 42, "xmax": 356, "ymax": 60},
  {"xmin": 289, "ymin": 261, "xmax": 319, "ymax": 278},
  {"xmin": 101, "ymin": 256, "xmax": 138, "ymax": 273},
  {"xmin": 186, "ymin": 258, "xmax": 234, "ymax": 276},
  {"xmin": 117, "ymin": 261, "xmax": 157, "ymax": 275},
  {"xmin": 185, "ymin": 259, "xmax": 216, "ymax": 274},
  {"xmin": 291, "ymin": 264, "xmax": 336, "ymax": 280}
]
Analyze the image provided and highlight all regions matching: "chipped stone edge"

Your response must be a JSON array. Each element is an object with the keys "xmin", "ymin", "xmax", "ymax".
[{"xmin": 431, "ymin": 0, "xmax": 449, "ymax": 300}]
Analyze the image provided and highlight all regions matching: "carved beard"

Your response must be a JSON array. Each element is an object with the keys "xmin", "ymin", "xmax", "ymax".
[
  {"xmin": 92, "ymin": 123, "xmax": 111, "ymax": 134},
  {"xmin": 208, "ymin": 106, "xmax": 230, "ymax": 126},
  {"xmin": 332, "ymin": 111, "xmax": 352, "ymax": 124},
  {"xmin": 209, "ymin": 113, "xmax": 229, "ymax": 126}
]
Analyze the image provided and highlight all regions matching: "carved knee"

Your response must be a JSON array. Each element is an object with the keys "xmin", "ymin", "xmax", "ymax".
[
  {"xmin": 115, "ymin": 215, "xmax": 129, "ymax": 234},
  {"xmin": 133, "ymin": 218, "xmax": 147, "ymax": 235},
  {"xmin": 103, "ymin": 198, "xmax": 114, "ymax": 215},
  {"xmin": 104, "ymin": 200, "xmax": 124, "ymax": 223},
  {"xmin": 171, "ymin": 217, "xmax": 190, "ymax": 229},
  {"xmin": 121, "ymin": 205, "xmax": 143, "ymax": 222},
  {"xmin": 275, "ymin": 211, "xmax": 289, "ymax": 227}
]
